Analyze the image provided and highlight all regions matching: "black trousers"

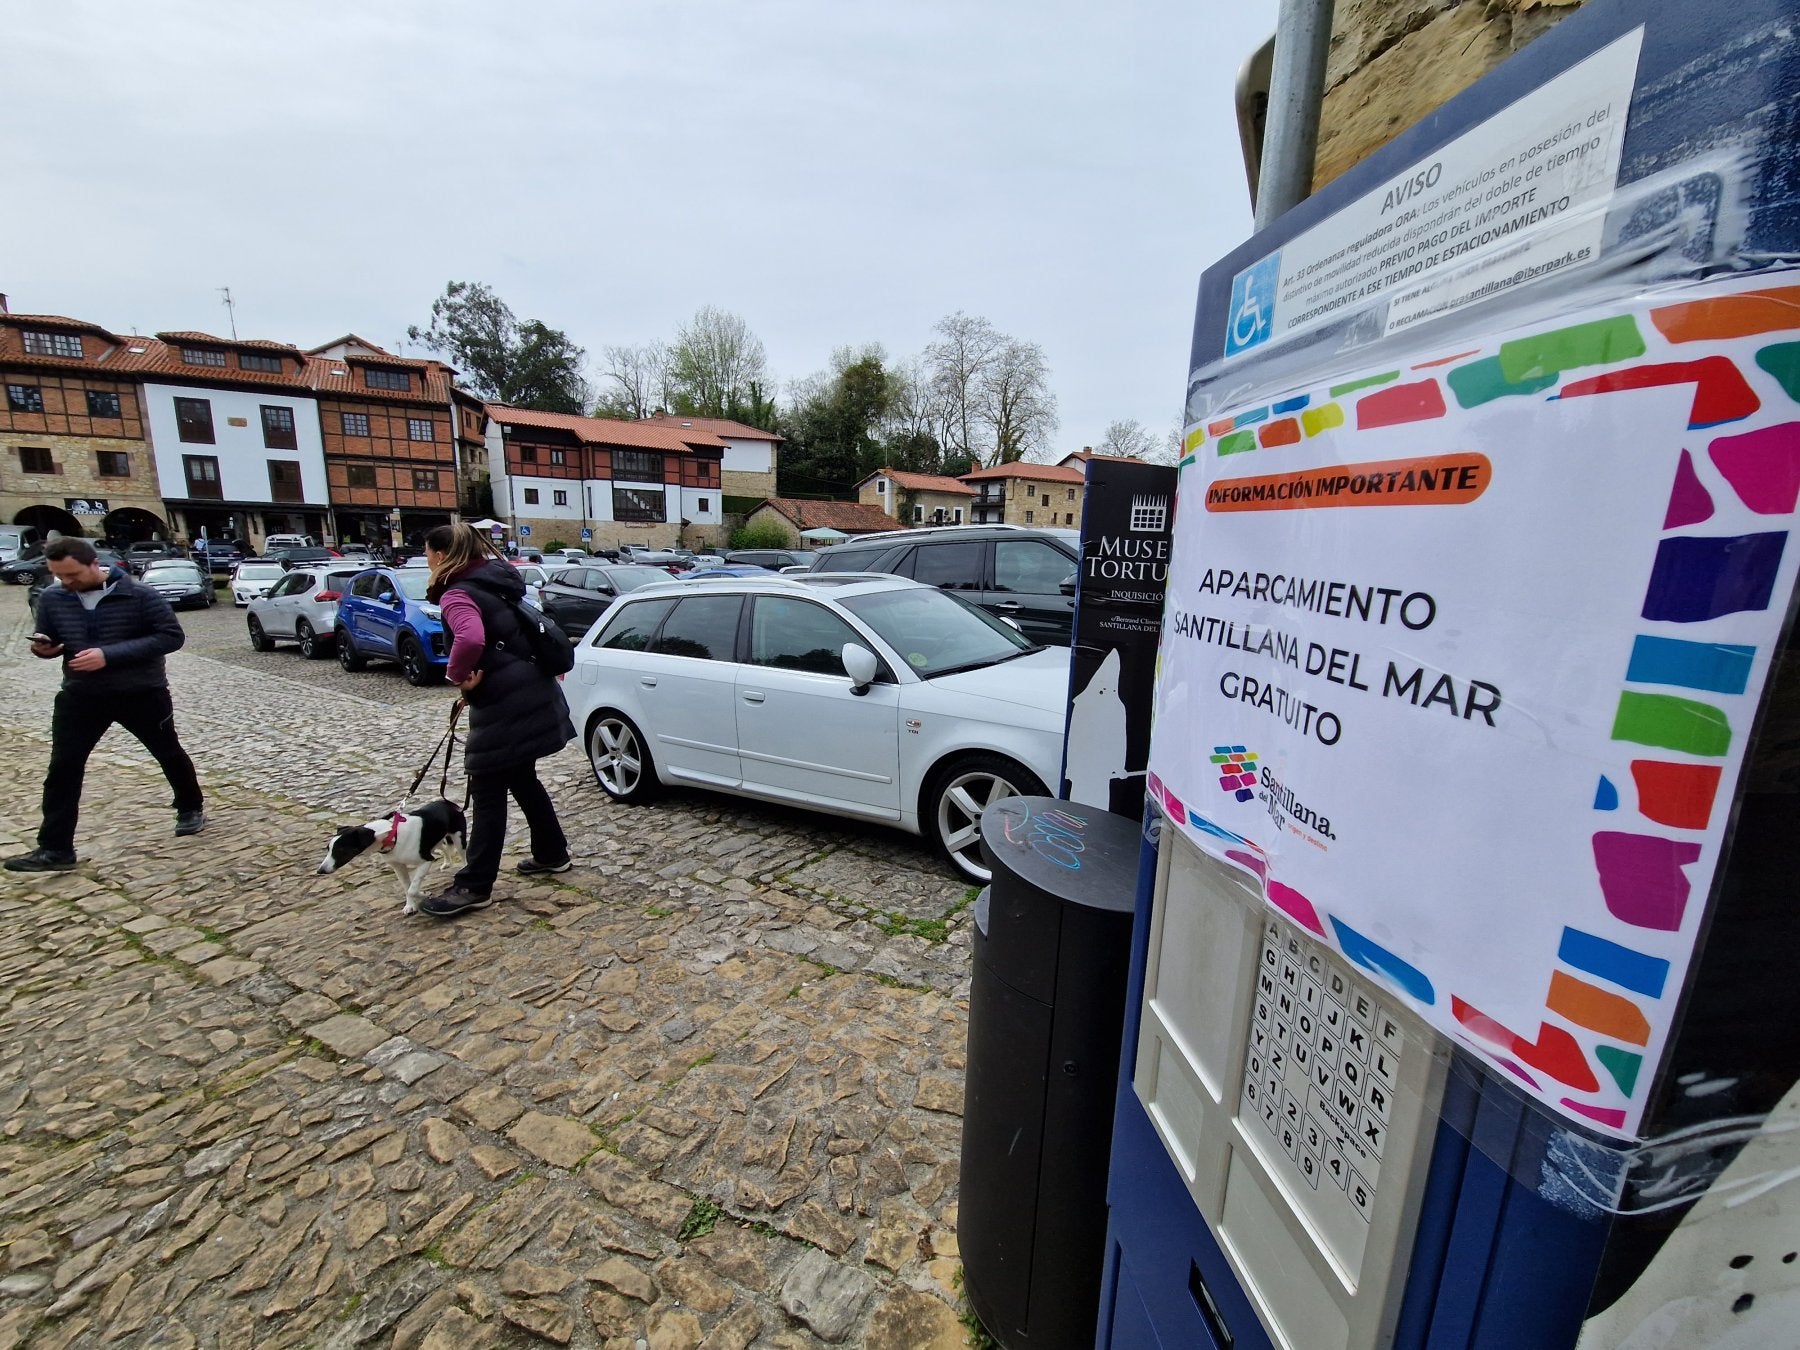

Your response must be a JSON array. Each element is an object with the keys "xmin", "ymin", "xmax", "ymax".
[
  {"xmin": 39, "ymin": 686, "xmax": 203, "ymax": 854},
  {"xmin": 455, "ymin": 759, "xmax": 567, "ymax": 894}
]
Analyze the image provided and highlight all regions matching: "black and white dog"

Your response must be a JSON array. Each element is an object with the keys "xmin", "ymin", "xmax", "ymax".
[{"xmin": 316, "ymin": 800, "xmax": 468, "ymax": 913}]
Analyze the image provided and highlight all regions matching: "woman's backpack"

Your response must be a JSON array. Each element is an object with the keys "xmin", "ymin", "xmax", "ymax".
[{"xmin": 498, "ymin": 600, "xmax": 575, "ymax": 676}]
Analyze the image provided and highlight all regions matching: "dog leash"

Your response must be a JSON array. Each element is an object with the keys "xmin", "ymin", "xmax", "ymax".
[{"xmin": 404, "ymin": 700, "xmax": 468, "ymax": 810}]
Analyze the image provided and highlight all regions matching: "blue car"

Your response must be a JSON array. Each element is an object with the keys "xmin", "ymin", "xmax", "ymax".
[{"xmin": 333, "ymin": 567, "xmax": 448, "ymax": 686}]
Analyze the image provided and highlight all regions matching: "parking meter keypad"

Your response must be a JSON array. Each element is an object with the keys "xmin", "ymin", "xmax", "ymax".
[{"xmin": 1240, "ymin": 917, "xmax": 1408, "ymax": 1270}]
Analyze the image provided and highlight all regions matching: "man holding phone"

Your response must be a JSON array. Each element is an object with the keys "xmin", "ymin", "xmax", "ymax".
[{"xmin": 5, "ymin": 537, "xmax": 205, "ymax": 873}]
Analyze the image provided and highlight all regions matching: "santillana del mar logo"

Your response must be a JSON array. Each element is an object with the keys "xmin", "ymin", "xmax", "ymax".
[{"xmin": 1212, "ymin": 745, "xmax": 1259, "ymax": 801}]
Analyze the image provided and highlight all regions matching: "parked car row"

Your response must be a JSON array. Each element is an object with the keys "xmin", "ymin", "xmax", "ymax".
[{"xmin": 246, "ymin": 563, "xmax": 447, "ymax": 685}]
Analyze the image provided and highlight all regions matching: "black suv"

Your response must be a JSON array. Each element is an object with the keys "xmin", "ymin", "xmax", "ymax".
[
  {"xmin": 195, "ymin": 539, "xmax": 249, "ymax": 572},
  {"xmin": 809, "ymin": 525, "xmax": 1080, "ymax": 645},
  {"xmin": 724, "ymin": 548, "xmax": 815, "ymax": 571}
]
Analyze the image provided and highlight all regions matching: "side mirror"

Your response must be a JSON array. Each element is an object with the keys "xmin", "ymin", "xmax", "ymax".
[
  {"xmin": 843, "ymin": 643, "xmax": 879, "ymax": 694},
  {"xmin": 1059, "ymin": 575, "xmax": 1078, "ymax": 597}
]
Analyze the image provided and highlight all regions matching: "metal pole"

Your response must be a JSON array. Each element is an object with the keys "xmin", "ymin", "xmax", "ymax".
[{"xmin": 1254, "ymin": 0, "xmax": 1335, "ymax": 229}]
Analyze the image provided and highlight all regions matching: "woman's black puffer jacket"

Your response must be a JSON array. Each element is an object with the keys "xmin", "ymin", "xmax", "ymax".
[{"xmin": 442, "ymin": 560, "xmax": 575, "ymax": 774}]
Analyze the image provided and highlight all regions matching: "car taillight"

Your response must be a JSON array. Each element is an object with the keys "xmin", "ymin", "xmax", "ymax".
[{"xmin": 317, "ymin": 590, "xmax": 341, "ymax": 602}]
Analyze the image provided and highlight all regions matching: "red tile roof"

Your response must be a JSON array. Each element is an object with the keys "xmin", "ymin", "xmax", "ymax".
[
  {"xmin": 752, "ymin": 498, "xmax": 902, "ymax": 533},
  {"xmin": 642, "ymin": 412, "xmax": 783, "ymax": 444},
  {"xmin": 2, "ymin": 314, "xmax": 120, "ymax": 338},
  {"xmin": 1062, "ymin": 449, "xmax": 1149, "ymax": 466},
  {"xmin": 960, "ymin": 461, "xmax": 1086, "ymax": 484},
  {"xmin": 491, "ymin": 406, "xmax": 725, "ymax": 453},
  {"xmin": 860, "ymin": 468, "xmax": 976, "ymax": 495}
]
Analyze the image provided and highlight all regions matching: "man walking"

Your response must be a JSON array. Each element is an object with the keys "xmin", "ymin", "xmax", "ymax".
[{"xmin": 5, "ymin": 537, "xmax": 205, "ymax": 872}]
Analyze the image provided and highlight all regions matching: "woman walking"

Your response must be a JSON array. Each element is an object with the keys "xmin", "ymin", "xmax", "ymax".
[{"xmin": 417, "ymin": 523, "xmax": 574, "ymax": 918}]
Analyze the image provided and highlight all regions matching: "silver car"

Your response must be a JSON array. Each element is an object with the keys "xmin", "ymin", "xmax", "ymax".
[
  {"xmin": 230, "ymin": 560, "xmax": 290, "ymax": 607},
  {"xmin": 247, "ymin": 564, "xmax": 364, "ymax": 659}
]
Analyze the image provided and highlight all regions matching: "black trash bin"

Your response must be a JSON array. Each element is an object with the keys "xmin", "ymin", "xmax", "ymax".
[{"xmin": 959, "ymin": 796, "xmax": 1141, "ymax": 1349}]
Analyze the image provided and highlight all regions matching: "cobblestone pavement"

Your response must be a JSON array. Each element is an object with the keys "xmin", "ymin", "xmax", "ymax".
[{"xmin": 0, "ymin": 594, "xmax": 983, "ymax": 1349}]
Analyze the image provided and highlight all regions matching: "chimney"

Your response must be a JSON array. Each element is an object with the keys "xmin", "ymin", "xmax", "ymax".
[{"xmin": 0, "ymin": 293, "xmax": 8, "ymax": 313}]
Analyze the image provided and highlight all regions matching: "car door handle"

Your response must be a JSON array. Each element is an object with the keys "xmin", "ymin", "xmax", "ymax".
[
  {"xmin": 639, "ymin": 676, "xmax": 657, "ymax": 688},
  {"xmin": 741, "ymin": 691, "xmax": 765, "ymax": 704},
  {"xmin": 994, "ymin": 601, "xmax": 1020, "ymax": 610}
]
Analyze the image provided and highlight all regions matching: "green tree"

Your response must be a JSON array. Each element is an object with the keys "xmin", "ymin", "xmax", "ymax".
[
  {"xmin": 409, "ymin": 282, "xmax": 590, "ymax": 413},
  {"xmin": 667, "ymin": 307, "xmax": 770, "ymax": 421},
  {"xmin": 779, "ymin": 345, "xmax": 895, "ymax": 494}
]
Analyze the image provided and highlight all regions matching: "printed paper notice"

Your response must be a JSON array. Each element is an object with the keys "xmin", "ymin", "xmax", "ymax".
[{"xmin": 1223, "ymin": 28, "xmax": 1642, "ymax": 359}]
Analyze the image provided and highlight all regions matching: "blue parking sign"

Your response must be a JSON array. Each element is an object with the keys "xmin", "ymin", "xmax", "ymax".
[
  {"xmin": 518, "ymin": 524, "xmax": 532, "ymax": 537},
  {"xmin": 580, "ymin": 528, "xmax": 592, "ymax": 541},
  {"xmin": 1224, "ymin": 250, "xmax": 1281, "ymax": 358}
]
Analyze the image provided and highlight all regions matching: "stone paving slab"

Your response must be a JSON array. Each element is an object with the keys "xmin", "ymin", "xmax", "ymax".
[{"xmin": 0, "ymin": 599, "xmax": 983, "ymax": 1348}]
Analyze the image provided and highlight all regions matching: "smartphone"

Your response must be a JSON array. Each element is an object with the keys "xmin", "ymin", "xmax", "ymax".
[{"xmin": 31, "ymin": 633, "xmax": 54, "ymax": 645}]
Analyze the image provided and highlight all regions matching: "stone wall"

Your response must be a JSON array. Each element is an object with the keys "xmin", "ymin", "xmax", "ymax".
[
  {"xmin": 0, "ymin": 433, "xmax": 166, "ymax": 536},
  {"xmin": 1314, "ymin": 0, "xmax": 1590, "ymax": 189}
]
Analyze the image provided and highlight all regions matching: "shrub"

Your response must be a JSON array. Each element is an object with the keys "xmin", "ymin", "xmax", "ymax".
[
  {"xmin": 730, "ymin": 519, "xmax": 793, "ymax": 550},
  {"xmin": 543, "ymin": 537, "xmax": 568, "ymax": 553}
]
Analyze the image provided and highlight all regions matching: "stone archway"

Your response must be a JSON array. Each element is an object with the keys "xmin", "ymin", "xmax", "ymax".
[
  {"xmin": 101, "ymin": 506, "xmax": 167, "ymax": 544},
  {"xmin": 13, "ymin": 504, "xmax": 83, "ymax": 539}
]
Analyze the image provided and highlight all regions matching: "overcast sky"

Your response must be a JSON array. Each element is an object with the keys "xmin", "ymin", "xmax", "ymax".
[{"xmin": 4, "ymin": 0, "xmax": 1277, "ymax": 457}]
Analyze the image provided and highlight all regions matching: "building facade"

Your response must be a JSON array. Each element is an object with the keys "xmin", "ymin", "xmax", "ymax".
[
  {"xmin": 308, "ymin": 336, "xmax": 460, "ymax": 548},
  {"xmin": 0, "ymin": 314, "xmax": 172, "ymax": 543},
  {"xmin": 487, "ymin": 408, "xmax": 726, "ymax": 551},
  {"xmin": 642, "ymin": 412, "xmax": 780, "ymax": 502},
  {"xmin": 854, "ymin": 468, "xmax": 976, "ymax": 526},
  {"xmin": 958, "ymin": 461, "xmax": 1086, "ymax": 527}
]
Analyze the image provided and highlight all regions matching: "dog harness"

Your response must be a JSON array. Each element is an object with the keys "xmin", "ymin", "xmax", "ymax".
[{"xmin": 379, "ymin": 812, "xmax": 405, "ymax": 853}]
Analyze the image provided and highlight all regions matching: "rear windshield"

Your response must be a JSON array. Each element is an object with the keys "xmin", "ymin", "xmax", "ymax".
[{"xmin": 237, "ymin": 563, "xmax": 286, "ymax": 579}]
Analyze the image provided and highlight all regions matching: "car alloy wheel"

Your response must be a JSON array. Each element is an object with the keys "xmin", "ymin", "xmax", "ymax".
[
  {"xmin": 247, "ymin": 615, "xmax": 275, "ymax": 652},
  {"xmin": 336, "ymin": 629, "xmax": 366, "ymax": 671},
  {"xmin": 296, "ymin": 620, "xmax": 325, "ymax": 660},
  {"xmin": 929, "ymin": 753, "xmax": 1047, "ymax": 884},
  {"xmin": 397, "ymin": 635, "xmax": 439, "ymax": 687},
  {"xmin": 588, "ymin": 711, "xmax": 657, "ymax": 803},
  {"xmin": 9, "ymin": 571, "xmax": 31, "ymax": 586}
]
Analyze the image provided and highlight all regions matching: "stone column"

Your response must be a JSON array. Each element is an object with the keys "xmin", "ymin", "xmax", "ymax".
[{"xmin": 1314, "ymin": 0, "xmax": 1589, "ymax": 189}]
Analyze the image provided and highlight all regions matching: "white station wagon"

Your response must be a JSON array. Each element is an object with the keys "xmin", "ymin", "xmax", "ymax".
[{"xmin": 565, "ymin": 574, "xmax": 1069, "ymax": 881}]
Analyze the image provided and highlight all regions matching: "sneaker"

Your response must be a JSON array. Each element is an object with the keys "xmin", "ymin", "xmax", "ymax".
[
  {"xmin": 175, "ymin": 809, "xmax": 207, "ymax": 837},
  {"xmin": 516, "ymin": 857, "xmax": 573, "ymax": 876},
  {"xmin": 3, "ymin": 848, "xmax": 78, "ymax": 873},
  {"xmin": 417, "ymin": 885, "xmax": 493, "ymax": 919}
]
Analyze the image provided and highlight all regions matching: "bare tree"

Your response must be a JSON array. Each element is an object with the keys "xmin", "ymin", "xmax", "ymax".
[
  {"xmin": 667, "ymin": 307, "xmax": 770, "ymax": 420},
  {"xmin": 983, "ymin": 338, "xmax": 1058, "ymax": 464},
  {"xmin": 925, "ymin": 312, "xmax": 1004, "ymax": 466},
  {"xmin": 1096, "ymin": 418, "xmax": 1159, "ymax": 459},
  {"xmin": 594, "ymin": 342, "xmax": 669, "ymax": 419}
]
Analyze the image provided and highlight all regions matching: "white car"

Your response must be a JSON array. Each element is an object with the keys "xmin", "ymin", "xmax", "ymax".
[
  {"xmin": 247, "ymin": 564, "xmax": 366, "ymax": 659},
  {"xmin": 231, "ymin": 560, "xmax": 290, "ymax": 606},
  {"xmin": 565, "ymin": 574, "xmax": 1068, "ymax": 881},
  {"xmin": 510, "ymin": 562, "xmax": 553, "ymax": 608}
]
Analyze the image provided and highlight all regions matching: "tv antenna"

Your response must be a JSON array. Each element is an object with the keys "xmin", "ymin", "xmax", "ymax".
[{"xmin": 218, "ymin": 286, "xmax": 238, "ymax": 339}]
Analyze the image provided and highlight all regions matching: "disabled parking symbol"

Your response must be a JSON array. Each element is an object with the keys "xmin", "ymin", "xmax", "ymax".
[{"xmin": 1226, "ymin": 252, "xmax": 1281, "ymax": 357}]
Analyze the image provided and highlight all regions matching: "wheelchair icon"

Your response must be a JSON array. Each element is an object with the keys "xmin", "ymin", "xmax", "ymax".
[
  {"xmin": 1232, "ymin": 290, "xmax": 1267, "ymax": 349},
  {"xmin": 1226, "ymin": 253, "xmax": 1279, "ymax": 355}
]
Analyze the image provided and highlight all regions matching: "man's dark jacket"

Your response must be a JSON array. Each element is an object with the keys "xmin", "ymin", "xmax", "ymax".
[{"xmin": 33, "ymin": 565, "xmax": 186, "ymax": 693}]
